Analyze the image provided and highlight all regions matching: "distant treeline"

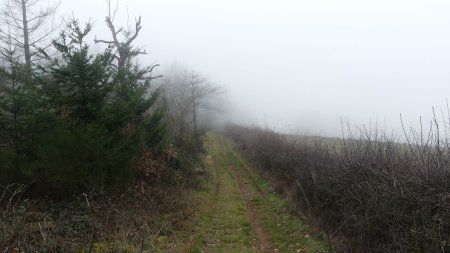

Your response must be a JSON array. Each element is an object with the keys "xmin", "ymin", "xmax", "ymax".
[{"xmin": 225, "ymin": 119, "xmax": 450, "ymax": 252}]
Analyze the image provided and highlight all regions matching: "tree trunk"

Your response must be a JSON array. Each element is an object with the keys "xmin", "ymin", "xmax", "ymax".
[
  {"xmin": 11, "ymin": 68, "xmax": 18, "ymax": 153},
  {"xmin": 193, "ymin": 104, "xmax": 198, "ymax": 138},
  {"xmin": 21, "ymin": 0, "xmax": 31, "ymax": 70},
  {"xmin": 191, "ymin": 86, "xmax": 198, "ymax": 139}
]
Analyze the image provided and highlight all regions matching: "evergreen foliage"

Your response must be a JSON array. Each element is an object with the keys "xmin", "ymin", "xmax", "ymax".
[{"xmin": 0, "ymin": 18, "xmax": 166, "ymax": 195}]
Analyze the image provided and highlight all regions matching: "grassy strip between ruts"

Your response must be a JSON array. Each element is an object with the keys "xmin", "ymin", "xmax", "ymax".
[
  {"xmin": 221, "ymin": 136, "xmax": 326, "ymax": 253},
  {"xmin": 189, "ymin": 133, "xmax": 326, "ymax": 253},
  {"xmin": 189, "ymin": 133, "xmax": 257, "ymax": 252}
]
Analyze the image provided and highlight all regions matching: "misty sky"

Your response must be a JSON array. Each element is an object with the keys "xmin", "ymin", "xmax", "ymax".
[{"xmin": 58, "ymin": 0, "xmax": 450, "ymax": 136}]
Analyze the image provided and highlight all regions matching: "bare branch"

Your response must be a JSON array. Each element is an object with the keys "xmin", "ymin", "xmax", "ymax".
[{"xmin": 0, "ymin": 0, "xmax": 59, "ymax": 67}]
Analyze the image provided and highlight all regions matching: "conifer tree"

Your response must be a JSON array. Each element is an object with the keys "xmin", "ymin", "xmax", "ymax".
[{"xmin": 35, "ymin": 18, "xmax": 165, "ymax": 193}]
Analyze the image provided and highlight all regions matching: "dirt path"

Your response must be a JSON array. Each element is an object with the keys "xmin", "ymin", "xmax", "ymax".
[
  {"xmin": 221, "ymin": 146, "xmax": 274, "ymax": 252},
  {"xmin": 188, "ymin": 133, "xmax": 326, "ymax": 253}
]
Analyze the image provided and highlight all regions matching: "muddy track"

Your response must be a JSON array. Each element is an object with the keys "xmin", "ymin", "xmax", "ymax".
[
  {"xmin": 227, "ymin": 146, "xmax": 266, "ymax": 197},
  {"xmin": 219, "ymin": 142, "xmax": 274, "ymax": 253}
]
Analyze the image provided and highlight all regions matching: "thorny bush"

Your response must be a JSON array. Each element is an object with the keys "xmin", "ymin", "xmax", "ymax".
[{"xmin": 225, "ymin": 121, "xmax": 450, "ymax": 253}]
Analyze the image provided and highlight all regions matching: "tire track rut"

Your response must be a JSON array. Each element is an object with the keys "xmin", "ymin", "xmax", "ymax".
[{"xmin": 219, "ymin": 141, "xmax": 274, "ymax": 253}]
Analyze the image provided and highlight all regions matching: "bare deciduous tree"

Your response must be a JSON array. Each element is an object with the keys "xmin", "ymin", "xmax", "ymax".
[
  {"xmin": 160, "ymin": 69, "xmax": 191, "ymax": 142},
  {"xmin": 0, "ymin": 0, "xmax": 59, "ymax": 70},
  {"xmin": 160, "ymin": 64, "xmax": 224, "ymax": 146},
  {"xmin": 185, "ymin": 69, "xmax": 223, "ymax": 138},
  {"xmin": 94, "ymin": 0, "xmax": 161, "ymax": 79}
]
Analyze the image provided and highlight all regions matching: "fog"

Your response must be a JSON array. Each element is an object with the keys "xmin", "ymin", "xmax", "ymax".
[{"xmin": 59, "ymin": 0, "xmax": 450, "ymax": 137}]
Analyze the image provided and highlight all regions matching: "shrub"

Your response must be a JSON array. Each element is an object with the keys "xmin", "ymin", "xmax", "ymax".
[
  {"xmin": 225, "ymin": 123, "xmax": 450, "ymax": 252},
  {"xmin": 0, "ymin": 18, "xmax": 166, "ymax": 196},
  {"xmin": 38, "ymin": 123, "xmax": 137, "ymax": 194}
]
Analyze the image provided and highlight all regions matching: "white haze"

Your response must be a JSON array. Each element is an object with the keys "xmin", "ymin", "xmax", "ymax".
[{"xmin": 58, "ymin": 0, "xmax": 450, "ymax": 137}]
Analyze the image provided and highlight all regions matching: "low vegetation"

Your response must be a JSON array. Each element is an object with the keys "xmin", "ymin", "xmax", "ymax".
[
  {"xmin": 190, "ymin": 133, "xmax": 325, "ymax": 253},
  {"xmin": 225, "ymin": 121, "xmax": 450, "ymax": 252},
  {"xmin": 0, "ymin": 163, "xmax": 195, "ymax": 252},
  {"xmin": 222, "ymin": 136, "xmax": 326, "ymax": 252}
]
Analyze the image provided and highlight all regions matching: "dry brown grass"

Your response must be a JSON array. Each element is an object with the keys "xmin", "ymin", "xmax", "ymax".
[{"xmin": 0, "ymin": 148, "xmax": 199, "ymax": 252}]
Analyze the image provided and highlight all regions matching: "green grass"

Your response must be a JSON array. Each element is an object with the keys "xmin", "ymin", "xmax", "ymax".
[
  {"xmin": 186, "ymin": 133, "xmax": 326, "ymax": 253},
  {"xmin": 222, "ymin": 138, "xmax": 327, "ymax": 253},
  {"xmin": 188, "ymin": 133, "xmax": 257, "ymax": 252}
]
